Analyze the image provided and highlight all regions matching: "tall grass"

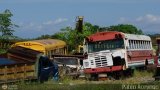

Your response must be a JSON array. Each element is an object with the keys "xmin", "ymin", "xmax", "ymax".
[{"xmin": 4, "ymin": 70, "xmax": 158, "ymax": 90}]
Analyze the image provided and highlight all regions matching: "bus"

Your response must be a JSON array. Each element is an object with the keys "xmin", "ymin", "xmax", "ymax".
[
  {"xmin": 11, "ymin": 39, "xmax": 66, "ymax": 58},
  {"xmin": 0, "ymin": 46, "xmax": 56, "ymax": 83},
  {"xmin": 83, "ymin": 31, "xmax": 154, "ymax": 79},
  {"xmin": 154, "ymin": 38, "xmax": 160, "ymax": 80}
]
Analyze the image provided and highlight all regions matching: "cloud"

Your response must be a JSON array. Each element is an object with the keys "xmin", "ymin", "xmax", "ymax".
[
  {"xmin": 54, "ymin": 18, "xmax": 68, "ymax": 24},
  {"xmin": 15, "ymin": 18, "xmax": 69, "ymax": 38},
  {"xmin": 3, "ymin": 0, "xmax": 160, "ymax": 3},
  {"xmin": 118, "ymin": 14, "xmax": 160, "ymax": 24},
  {"xmin": 117, "ymin": 14, "xmax": 160, "ymax": 34},
  {"xmin": 43, "ymin": 21, "xmax": 53, "ymax": 25},
  {"xmin": 43, "ymin": 18, "xmax": 68, "ymax": 25},
  {"xmin": 136, "ymin": 14, "xmax": 160, "ymax": 23},
  {"xmin": 28, "ymin": 22, "xmax": 35, "ymax": 27}
]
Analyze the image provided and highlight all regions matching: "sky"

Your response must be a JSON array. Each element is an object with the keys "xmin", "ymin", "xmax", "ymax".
[{"xmin": 0, "ymin": 0, "xmax": 160, "ymax": 38}]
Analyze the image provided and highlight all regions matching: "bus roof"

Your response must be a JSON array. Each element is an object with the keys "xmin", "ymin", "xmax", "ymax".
[
  {"xmin": 86, "ymin": 31, "xmax": 151, "ymax": 42},
  {"xmin": 12, "ymin": 39, "xmax": 66, "ymax": 52},
  {"xmin": 86, "ymin": 31, "xmax": 124, "ymax": 42},
  {"xmin": 125, "ymin": 34, "xmax": 151, "ymax": 41}
]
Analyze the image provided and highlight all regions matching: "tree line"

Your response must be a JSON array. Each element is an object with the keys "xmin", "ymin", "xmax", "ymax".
[
  {"xmin": 0, "ymin": 9, "xmax": 19, "ymax": 51},
  {"xmin": 36, "ymin": 22, "xmax": 143, "ymax": 53},
  {"xmin": 1, "ymin": 9, "xmax": 159, "ymax": 53}
]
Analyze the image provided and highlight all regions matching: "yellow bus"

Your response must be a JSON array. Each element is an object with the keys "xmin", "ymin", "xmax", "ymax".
[{"xmin": 11, "ymin": 39, "xmax": 67, "ymax": 58}]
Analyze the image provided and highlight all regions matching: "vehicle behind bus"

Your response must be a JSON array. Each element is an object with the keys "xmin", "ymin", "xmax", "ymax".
[
  {"xmin": 0, "ymin": 46, "xmax": 56, "ymax": 83},
  {"xmin": 154, "ymin": 38, "xmax": 160, "ymax": 80}
]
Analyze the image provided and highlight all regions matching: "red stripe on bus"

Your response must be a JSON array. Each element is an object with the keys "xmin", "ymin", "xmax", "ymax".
[{"xmin": 84, "ymin": 66, "xmax": 123, "ymax": 74}]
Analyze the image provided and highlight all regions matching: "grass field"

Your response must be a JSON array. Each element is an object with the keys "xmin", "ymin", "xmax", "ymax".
[{"xmin": 2, "ymin": 70, "xmax": 159, "ymax": 90}]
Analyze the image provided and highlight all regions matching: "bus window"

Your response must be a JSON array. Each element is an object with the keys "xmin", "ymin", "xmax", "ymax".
[
  {"xmin": 132, "ymin": 40, "xmax": 135, "ymax": 49},
  {"xmin": 148, "ymin": 41, "xmax": 150, "ymax": 49},
  {"xmin": 140, "ymin": 41, "xmax": 142, "ymax": 49},
  {"xmin": 128, "ymin": 40, "xmax": 131, "ymax": 49},
  {"xmin": 144, "ymin": 41, "xmax": 147, "ymax": 49},
  {"xmin": 135, "ymin": 40, "xmax": 138, "ymax": 49},
  {"xmin": 130, "ymin": 40, "xmax": 133, "ymax": 49},
  {"xmin": 88, "ymin": 39, "xmax": 124, "ymax": 53},
  {"xmin": 149, "ymin": 41, "xmax": 152, "ymax": 49},
  {"xmin": 138, "ymin": 40, "xmax": 140, "ymax": 49},
  {"xmin": 142, "ymin": 41, "xmax": 144, "ymax": 49}
]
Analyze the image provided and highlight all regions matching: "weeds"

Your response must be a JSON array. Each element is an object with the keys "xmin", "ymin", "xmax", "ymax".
[{"xmin": 4, "ymin": 70, "xmax": 159, "ymax": 90}]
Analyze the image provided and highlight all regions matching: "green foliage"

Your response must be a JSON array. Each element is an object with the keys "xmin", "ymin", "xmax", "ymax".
[
  {"xmin": 37, "ymin": 23, "xmax": 144, "ymax": 53},
  {"xmin": 36, "ymin": 34, "xmax": 51, "ymax": 39},
  {"xmin": 16, "ymin": 69, "xmax": 157, "ymax": 90},
  {"xmin": 106, "ymin": 24, "xmax": 143, "ymax": 35},
  {"xmin": 38, "ymin": 22, "xmax": 100, "ymax": 53},
  {"xmin": 0, "ymin": 9, "xmax": 18, "ymax": 41},
  {"xmin": 0, "ymin": 9, "xmax": 19, "ymax": 49}
]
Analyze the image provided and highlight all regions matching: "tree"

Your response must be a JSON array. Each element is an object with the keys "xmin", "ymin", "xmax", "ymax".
[
  {"xmin": 37, "ymin": 23, "xmax": 144, "ymax": 53},
  {"xmin": 0, "ymin": 9, "xmax": 18, "ymax": 50},
  {"xmin": 50, "ymin": 22, "xmax": 99, "ymax": 53},
  {"xmin": 36, "ymin": 34, "xmax": 51, "ymax": 39},
  {"xmin": 105, "ymin": 24, "xmax": 143, "ymax": 34},
  {"xmin": 0, "ymin": 9, "xmax": 18, "ymax": 42}
]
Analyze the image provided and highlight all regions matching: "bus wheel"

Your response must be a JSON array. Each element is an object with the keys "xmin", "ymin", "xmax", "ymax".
[
  {"xmin": 123, "ymin": 68, "xmax": 134, "ymax": 77},
  {"xmin": 85, "ymin": 74, "xmax": 91, "ymax": 81},
  {"xmin": 90, "ymin": 74, "xmax": 98, "ymax": 81}
]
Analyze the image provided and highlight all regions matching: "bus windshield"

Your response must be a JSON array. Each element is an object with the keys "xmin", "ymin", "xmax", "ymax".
[{"xmin": 88, "ymin": 39, "xmax": 124, "ymax": 53}]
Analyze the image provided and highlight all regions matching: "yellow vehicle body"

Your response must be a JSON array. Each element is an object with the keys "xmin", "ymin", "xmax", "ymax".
[
  {"xmin": 12, "ymin": 39, "xmax": 67, "ymax": 57},
  {"xmin": 77, "ymin": 45, "xmax": 84, "ymax": 53}
]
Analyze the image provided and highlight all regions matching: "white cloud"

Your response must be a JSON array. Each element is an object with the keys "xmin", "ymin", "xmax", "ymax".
[
  {"xmin": 54, "ymin": 18, "xmax": 68, "ymax": 24},
  {"xmin": 136, "ymin": 14, "xmax": 160, "ymax": 23},
  {"xmin": 37, "ymin": 25, "xmax": 43, "ymax": 30},
  {"xmin": 43, "ymin": 21, "xmax": 53, "ymax": 25},
  {"xmin": 118, "ymin": 17, "xmax": 128, "ymax": 23},
  {"xmin": 28, "ymin": 22, "xmax": 35, "ymax": 27},
  {"xmin": 43, "ymin": 18, "xmax": 68, "ymax": 25},
  {"xmin": 117, "ymin": 14, "xmax": 160, "ymax": 34},
  {"xmin": 15, "ymin": 18, "xmax": 69, "ymax": 38}
]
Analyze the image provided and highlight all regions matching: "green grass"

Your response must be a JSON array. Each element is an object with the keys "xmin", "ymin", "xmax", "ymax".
[
  {"xmin": 16, "ymin": 83, "xmax": 120, "ymax": 90},
  {"xmin": 2, "ymin": 70, "xmax": 159, "ymax": 90}
]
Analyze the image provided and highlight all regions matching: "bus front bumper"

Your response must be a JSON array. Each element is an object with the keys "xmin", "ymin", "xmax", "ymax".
[{"xmin": 84, "ymin": 66, "xmax": 123, "ymax": 74}]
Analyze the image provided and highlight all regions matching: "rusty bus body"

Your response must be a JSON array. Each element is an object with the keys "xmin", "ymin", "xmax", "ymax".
[
  {"xmin": 83, "ymin": 31, "xmax": 154, "ymax": 79},
  {"xmin": 0, "ymin": 46, "xmax": 54, "ymax": 83},
  {"xmin": 154, "ymin": 38, "xmax": 160, "ymax": 80}
]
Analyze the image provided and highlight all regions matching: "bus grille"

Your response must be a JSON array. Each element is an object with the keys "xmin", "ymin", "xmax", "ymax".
[{"xmin": 95, "ymin": 55, "xmax": 108, "ymax": 67}]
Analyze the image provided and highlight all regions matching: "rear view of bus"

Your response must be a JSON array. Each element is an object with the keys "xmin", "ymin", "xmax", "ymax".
[{"xmin": 83, "ymin": 31, "xmax": 154, "ymax": 79}]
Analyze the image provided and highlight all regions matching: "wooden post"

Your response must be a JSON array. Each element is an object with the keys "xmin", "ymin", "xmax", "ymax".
[
  {"xmin": 4, "ymin": 66, "xmax": 7, "ymax": 82},
  {"xmin": 14, "ymin": 65, "xmax": 17, "ymax": 80},
  {"xmin": 24, "ymin": 64, "xmax": 27, "ymax": 79}
]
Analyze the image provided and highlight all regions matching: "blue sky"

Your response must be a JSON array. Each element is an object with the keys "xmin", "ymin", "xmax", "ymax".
[{"xmin": 0, "ymin": 0, "xmax": 160, "ymax": 38}]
